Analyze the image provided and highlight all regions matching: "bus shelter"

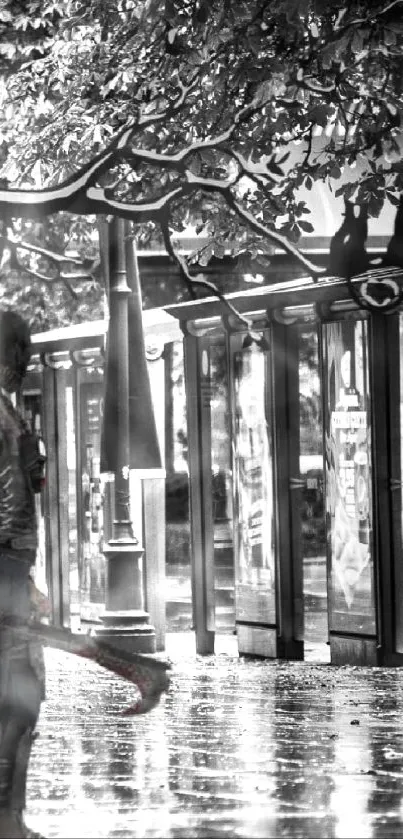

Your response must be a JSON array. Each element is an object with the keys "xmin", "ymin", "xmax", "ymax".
[
  {"xmin": 20, "ymin": 257, "xmax": 403, "ymax": 668},
  {"xmin": 23, "ymin": 309, "xmax": 181, "ymax": 651},
  {"xmin": 165, "ymin": 270, "xmax": 403, "ymax": 667}
]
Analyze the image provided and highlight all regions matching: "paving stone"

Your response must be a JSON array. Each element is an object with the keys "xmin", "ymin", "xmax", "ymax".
[{"xmin": 25, "ymin": 635, "xmax": 403, "ymax": 838}]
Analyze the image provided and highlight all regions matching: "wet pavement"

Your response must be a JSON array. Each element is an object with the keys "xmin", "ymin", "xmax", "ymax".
[{"xmin": 26, "ymin": 633, "xmax": 403, "ymax": 838}]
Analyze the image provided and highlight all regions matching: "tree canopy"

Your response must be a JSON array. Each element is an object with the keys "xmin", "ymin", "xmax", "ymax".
[{"xmin": 0, "ymin": 0, "xmax": 403, "ymax": 327}]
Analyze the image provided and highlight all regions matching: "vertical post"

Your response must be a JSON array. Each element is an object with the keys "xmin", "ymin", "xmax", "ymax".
[
  {"xmin": 142, "ymin": 338, "xmax": 167, "ymax": 651},
  {"xmin": 386, "ymin": 314, "xmax": 403, "ymax": 657},
  {"xmin": 271, "ymin": 320, "xmax": 304, "ymax": 659},
  {"xmin": 42, "ymin": 362, "xmax": 62, "ymax": 626},
  {"xmin": 183, "ymin": 327, "xmax": 215, "ymax": 654},
  {"xmin": 370, "ymin": 313, "xmax": 394, "ymax": 663},
  {"xmin": 284, "ymin": 324, "xmax": 305, "ymax": 646},
  {"xmin": 54, "ymin": 366, "xmax": 71, "ymax": 628},
  {"xmin": 96, "ymin": 217, "xmax": 156, "ymax": 653}
]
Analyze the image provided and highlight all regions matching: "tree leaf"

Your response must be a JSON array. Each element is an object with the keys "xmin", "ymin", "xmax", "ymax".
[{"xmin": 298, "ymin": 220, "xmax": 314, "ymax": 233}]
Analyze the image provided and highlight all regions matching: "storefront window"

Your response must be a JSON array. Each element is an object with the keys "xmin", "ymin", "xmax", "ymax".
[
  {"xmin": 164, "ymin": 341, "xmax": 192, "ymax": 631},
  {"xmin": 22, "ymin": 392, "xmax": 47, "ymax": 597},
  {"xmin": 324, "ymin": 319, "xmax": 376, "ymax": 635},
  {"xmin": 233, "ymin": 339, "xmax": 276, "ymax": 624},
  {"xmin": 210, "ymin": 342, "xmax": 234, "ymax": 632},
  {"xmin": 65, "ymin": 384, "xmax": 80, "ymax": 628},
  {"xmin": 400, "ymin": 315, "xmax": 403, "ymax": 557},
  {"xmin": 79, "ymin": 375, "xmax": 106, "ymax": 622},
  {"xmin": 297, "ymin": 328, "xmax": 327, "ymax": 648}
]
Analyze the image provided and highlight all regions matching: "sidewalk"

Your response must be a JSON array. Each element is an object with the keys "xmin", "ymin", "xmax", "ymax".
[{"xmin": 27, "ymin": 633, "xmax": 403, "ymax": 839}]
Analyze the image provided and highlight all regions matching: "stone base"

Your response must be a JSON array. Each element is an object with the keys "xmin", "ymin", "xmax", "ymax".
[
  {"xmin": 236, "ymin": 624, "xmax": 278, "ymax": 658},
  {"xmin": 95, "ymin": 610, "xmax": 156, "ymax": 654},
  {"xmin": 329, "ymin": 633, "xmax": 379, "ymax": 666}
]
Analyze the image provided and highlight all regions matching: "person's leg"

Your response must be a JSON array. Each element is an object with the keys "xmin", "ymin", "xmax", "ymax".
[
  {"xmin": 0, "ymin": 559, "xmax": 42, "ymax": 838},
  {"xmin": 0, "ymin": 718, "xmax": 32, "ymax": 838},
  {"xmin": 0, "ymin": 658, "xmax": 41, "ymax": 832},
  {"xmin": 0, "ymin": 717, "xmax": 33, "ymax": 809},
  {"xmin": 11, "ymin": 728, "xmax": 37, "ymax": 816}
]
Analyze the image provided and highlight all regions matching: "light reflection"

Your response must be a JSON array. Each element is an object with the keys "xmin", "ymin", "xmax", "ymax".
[
  {"xmin": 331, "ymin": 689, "xmax": 373, "ymax": 839},
  {"xmin": 27, "ymin": 649, "xmax": 403, "ymax": 838},
  {"xmin": 325, "ymin": 319, "xmax": 376, "ymax": 633},
  {"xmin": 233, "ymin": 341, "xmax": 276, "ymax": 623}
]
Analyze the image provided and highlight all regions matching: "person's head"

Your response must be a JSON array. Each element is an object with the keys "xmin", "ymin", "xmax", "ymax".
[{"xmin": 0, "ymin": 309, "xmax": 31, "ymax": 392}]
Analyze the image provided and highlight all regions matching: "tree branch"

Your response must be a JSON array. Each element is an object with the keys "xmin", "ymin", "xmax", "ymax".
[
  {"xmin": 0, "ymin": 68, "xmax": 203, "ymax": 215},
  {"xmin": 302, "ymin": 125, "xmax": 314, "ymax": 167},
  {"xmin": 331, "ymin": 0, "xmax": 403, "ymax": 38},
  {"xmin": 0, "ymin": 121, "xmax": 137, "ymax": 216},
  {"xmin": 0, "ymin": 164, "xmax": 325, "ymax": 280},
  {"xmin": 122, "ymin": 96, "xmax": 275, "ymax": 172},
  {"xmin": 297, "ymin": 76, "xmax": 336, "ymax": 95},
  {"xmin": 136, "ymin": 71, "xmax": 200, "ymax": 129},
  {"xmin": 0, "ymin": 102, "xmax": 326, "ymax": 282},
  {"xmin": 221, "ymin": 147, "xmax": 283, "ymax": 186},
  {"xmin": 229, "ymin": 196, "xmax": 325, "ymax": 278},
  {"xmin": 10, "ymin": 238, "xmax": 86, "ymax": 269},
  {"xmin": 161, "ymin": 220, "xmax": 260, "ymax": 336},
  {"xmin": 0, "ymin": 181, "xmax": 184, "ymax": 220},
  {"xmin": 9, "ymin": 260, "xmax": 80, "ymax": 299},
  {"xmin": 178, "ymin": 173, "xmax": 326, "ymax": 279},
  {"xmin": 337, "ymin": 0, "xmax": 403, "ymax": 28},
  {"xmin": 0, "ymin": 234, "xmax": 98, "ymax": 299},
  {"xmin": 121, "ymin": 128, "xmax": 238, "ymax": 171}
]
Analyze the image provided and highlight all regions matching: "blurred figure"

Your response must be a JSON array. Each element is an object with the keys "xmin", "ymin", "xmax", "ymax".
[{"xmin": 0, "ymin": 311, "xmax": 46, "ymax": 839}]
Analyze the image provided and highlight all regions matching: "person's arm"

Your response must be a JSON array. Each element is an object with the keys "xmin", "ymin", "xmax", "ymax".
[{"xmin": 0, "ymin": 427, "xmax": 27, "ymax": 530}]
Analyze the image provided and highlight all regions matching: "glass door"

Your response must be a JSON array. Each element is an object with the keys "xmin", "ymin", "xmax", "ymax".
[
  {"xmin": 388, "ymin": 311, "xmax": 403, "ymax": 658},
  {"xmin": 164, "ymin": 340, "xmax": 192, "ymax": 633},
  {"xmin": 209, "ymin": 342, "xmax": 235, "ymax": 633},
  {"xmin": 231, "ymin": 332, "xmax": 278, "ymax": 657},
  {"xmin": 286, "ymin": 323, "xmax": 328, "ymax": 662},
  {"xmin": 78, "ymin": 376, "xmax": 106, "ymax": 624},
  {"xmin": 184, "ymin": 330, "xmax": 237, "ymax": 654},
  {"xmin": 22, "ymin": 391, "xmax": 47, "ymax": 600},
  {"xmin": 274, "ymin": 310, "xmax": 379, "ymax": 665},
  {"xmin": 323, "ymin": 317, "xmax": 378, "ymax": 664}
]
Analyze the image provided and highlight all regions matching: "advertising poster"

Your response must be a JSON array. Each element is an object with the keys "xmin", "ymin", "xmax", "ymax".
[
  {"xmin": 234, "ymin": 346, "xmax": 275, "ymax": 595},
  {"xmin": 326, "ymin": 322, "xmax": 376, "ymax": 632}
]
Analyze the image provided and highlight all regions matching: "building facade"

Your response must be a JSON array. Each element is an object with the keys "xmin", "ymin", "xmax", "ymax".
[{"xmin": 20, "ymin": 245, "xmax": 403, "ymax": 667}]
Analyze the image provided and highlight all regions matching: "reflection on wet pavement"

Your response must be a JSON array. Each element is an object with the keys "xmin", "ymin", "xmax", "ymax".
[{"xmin": 27, "ymin": 634, "xmax": 403, "ymax": 838}]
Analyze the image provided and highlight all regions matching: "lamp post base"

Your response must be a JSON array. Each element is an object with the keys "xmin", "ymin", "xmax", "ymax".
[
  {"xmin": 96, "ymin": 538, "xmax": 156, "ymax": 654},
  {"xmin": 96, "ymin": 610, "xmax": 156, "ymax": 654}
]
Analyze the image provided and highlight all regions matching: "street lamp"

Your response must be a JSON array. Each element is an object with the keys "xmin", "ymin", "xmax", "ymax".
[{"xmin": 97, "ymin": 217, "xmax": 161, "ymax": 653}]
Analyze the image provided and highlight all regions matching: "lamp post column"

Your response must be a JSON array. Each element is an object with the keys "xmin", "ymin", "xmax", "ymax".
[{"xmin": 97, "ymin": 216, "xmax": 156, "ymax": 653}]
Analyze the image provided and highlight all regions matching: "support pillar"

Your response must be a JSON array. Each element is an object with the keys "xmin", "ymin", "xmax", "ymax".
[{"xmin": 96, "ymin": 217, "xmax": 156, "ymax": 653}]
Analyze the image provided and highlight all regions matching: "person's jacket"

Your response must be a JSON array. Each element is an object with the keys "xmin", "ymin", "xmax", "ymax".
[{"xmin": 0, "ymin": 391, "xmax": 45, "ymax": 555}]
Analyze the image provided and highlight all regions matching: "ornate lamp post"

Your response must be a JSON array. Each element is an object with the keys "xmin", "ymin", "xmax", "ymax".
[{"xmin": 96, "ymin": 216, "xmax": 161, "ymax": 653}]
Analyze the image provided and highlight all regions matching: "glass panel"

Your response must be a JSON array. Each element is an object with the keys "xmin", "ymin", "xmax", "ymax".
[
  {"xmin": 395, "ymin": 312, "xmax": 403, "ymax": 653},
  {"xmin": 233, "ymin": 340, "xmax": 276, "ymax": 624},
  {"xmin": 297, "ymin": 328, "xmax": 328, "ymax": 650},
  {"xmin": 65, "ymin": 384, "xmax": 80, "ymax": 630},
  {"xmin": 325, "ymin": 319, "xmax": 376, "ymax": 635},
  {"xmin": 22, "ymin": 393, "xmax": 47, "ymax": 598},
  {"xmin": 210, "ymin": 342, "xmax": 234, "ymax": 633},
  {"xmin": 400, "ymin": 315, "xmax": 403, "ymax": 561},
  {"xmin": 165, "ymin": 341, "xmax": 192, "ymax": 631},
  {"xmin": 79, "ymin": 377, "xmax": 106, "ymax": 623}
]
